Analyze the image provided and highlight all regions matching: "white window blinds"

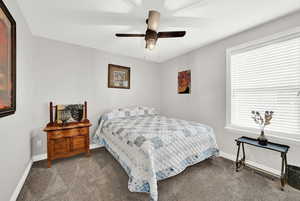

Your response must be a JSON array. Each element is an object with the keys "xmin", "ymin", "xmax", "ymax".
[{"xmin": 229, "ymin": 33, "xmax": 300, "ymax": 138}]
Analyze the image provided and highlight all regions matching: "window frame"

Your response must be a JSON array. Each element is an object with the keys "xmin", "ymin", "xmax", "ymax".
[{"xmin": 226, "ymin": 26, "xmax": 300, "ymax": 142}]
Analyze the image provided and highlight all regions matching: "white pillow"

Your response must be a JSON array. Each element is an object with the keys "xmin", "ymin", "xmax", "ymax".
[{"xmin": 101, "ymin": 106, "xmax": 158, "ymax": 121}]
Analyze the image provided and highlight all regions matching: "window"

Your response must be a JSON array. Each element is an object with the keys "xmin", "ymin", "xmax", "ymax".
[{"xmin": 226, "ymin": 28, "xmax": 300, "ymax": 140}]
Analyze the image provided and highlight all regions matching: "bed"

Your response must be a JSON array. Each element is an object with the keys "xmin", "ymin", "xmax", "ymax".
[{"xmin": 93, "ymin": 107, "xmax": 219, "ymax": 201}]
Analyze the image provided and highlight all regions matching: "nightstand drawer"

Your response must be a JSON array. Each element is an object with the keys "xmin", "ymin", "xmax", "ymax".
[
  {"xmin": 72, "ymin": 135, "xmax": 86, "ymax": 150},
  {"xmin": 62, "ymin": 128, "xmax": 81, "ymax": 137},
  {"xmin": 79, "ymin": 127, "xmax": 89, "ymax": 135},
  {"xmin": 53, "ymin": 138, "xmax": 70, "ymax": 155},
  {"xmin": 48, "ymin": 131, "xmax": 64, "ymax": 139}
]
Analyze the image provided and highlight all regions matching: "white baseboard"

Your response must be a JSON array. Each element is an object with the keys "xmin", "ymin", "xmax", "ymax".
[
  {"xmin": 90, "ymin": 143, "xmax": 103, "ymax": 150},
  {"xmin": 32, "ymin": 153, "xmax": 47, "ymax": 162},
  {"xmin": 219, "ymin": 151, "xmax": 236, "ymax": 161},
  {"xmin": 9, "ymin": 160, "xmax": 33, "ymax": 201},
  {"xmin": 219, "ymin": 151, "xmax": 281, "ymax": 177}
]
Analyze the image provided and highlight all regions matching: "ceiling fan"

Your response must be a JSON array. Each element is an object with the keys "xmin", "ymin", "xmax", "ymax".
[{"xmin": 115, "ymin": 10, "xmax": 186, "ymax": 50}]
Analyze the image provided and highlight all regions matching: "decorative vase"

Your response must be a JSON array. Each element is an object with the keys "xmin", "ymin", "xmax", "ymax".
[{"xmin": 258, "ymin": 130, "xmax": 268, "ymax": 145}]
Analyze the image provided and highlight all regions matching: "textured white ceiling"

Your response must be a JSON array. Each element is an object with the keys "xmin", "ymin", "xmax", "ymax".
[{"xmin": 18, "ymin": 0, "xmax": 300, "ymax": 63}]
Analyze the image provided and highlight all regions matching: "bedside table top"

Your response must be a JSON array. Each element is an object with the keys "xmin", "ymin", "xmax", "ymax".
[{"xmin": 235, "ymin": 136, "xmax": 289, "ymax": 153}]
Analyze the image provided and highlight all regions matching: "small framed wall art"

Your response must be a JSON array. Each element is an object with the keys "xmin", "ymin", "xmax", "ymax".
[
  {"xmin": 178, "ymin": 70, "xmax": 191, "ymax": 94},
  {"xmin": 0, "ymin": 0, "xmax": 16, "ymax": 118},
  {"xmin": 108, "ymin": 64, "xmax": 130, "ymax": 89}
]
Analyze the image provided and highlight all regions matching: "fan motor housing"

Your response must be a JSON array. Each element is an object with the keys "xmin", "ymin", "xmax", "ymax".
[{"xmin": 145, "ymin": 29, "xmax": 157, "ymax": 41}]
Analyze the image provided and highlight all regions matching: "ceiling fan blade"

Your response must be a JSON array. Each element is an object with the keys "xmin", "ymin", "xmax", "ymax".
[
  {"xmin": 158, "ymin": 31, "xmax": 186, "ymax": 38},
  {"xmin": 147, "ymin": 10, "xmax": 160, "ymax": 31},
  {"xmin": 160, "ymin": 17, "xmax": 209, "ymax": 28},
  {"xmin": 115, "ymin": 33, "xmax": 145, "ymax": 37},
  {"xmin": 170, "ymin": 0, "xmax": 209, "ymax": 13},
  {"xmin": 55, "ymin": 10, "xmax": 144, "ymax": 26}
]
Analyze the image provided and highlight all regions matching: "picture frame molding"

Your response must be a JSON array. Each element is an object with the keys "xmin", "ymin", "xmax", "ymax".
[
  {"xmin": 0, "ymin": 0, "xmax": 17, "ymax": 118},
  {"xmin": 108, "ymin": 64, "xmax": 131, "ymax": 89}
]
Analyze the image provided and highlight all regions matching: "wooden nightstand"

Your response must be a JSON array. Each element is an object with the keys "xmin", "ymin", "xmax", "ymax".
[
  {"xmin": 44, "ymin": 101, "xmax": 92, "ymax": 168},
  {"xmin": 44, "ymin": 122, "xmax": 92, "ymax": 168}
]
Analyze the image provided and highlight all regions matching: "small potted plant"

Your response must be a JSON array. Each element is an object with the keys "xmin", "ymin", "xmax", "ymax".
[{"xmin": 251, "ymin": 110, "xmax": 274, "ymax": 145}]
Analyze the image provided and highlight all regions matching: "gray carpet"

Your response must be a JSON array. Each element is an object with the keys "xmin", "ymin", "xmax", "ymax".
[{"xmin": 17, "ymin": 148, "xmax": 300, "ymax": 201}]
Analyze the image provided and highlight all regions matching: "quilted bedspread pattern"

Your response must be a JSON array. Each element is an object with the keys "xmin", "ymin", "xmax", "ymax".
[{"xmin": 93, "ymin": 114, "xmax": 219, "ymax": 201}]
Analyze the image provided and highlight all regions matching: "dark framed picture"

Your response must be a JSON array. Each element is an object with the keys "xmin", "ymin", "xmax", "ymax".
[
  {"xmin": 178, "ymin": 70, "xmax": 191, "ymax": 94},
  {"xmin": 0, "ymin": 0, "xmax": 16, "ymax": 118},
  {"xmin": 108, "ymin": 64, "xmax": 130, "ymax": 89}
]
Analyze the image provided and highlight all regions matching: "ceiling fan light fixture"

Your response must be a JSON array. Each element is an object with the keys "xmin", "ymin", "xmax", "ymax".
[{"xmin": 146, "ymin": 39, "xmax": 156, "ymax": 50}]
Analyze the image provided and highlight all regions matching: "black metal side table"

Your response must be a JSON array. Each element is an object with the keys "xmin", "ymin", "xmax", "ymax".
[{"xmin": 235, "ymin": 136, "xmax": 290, "ymax": 190}]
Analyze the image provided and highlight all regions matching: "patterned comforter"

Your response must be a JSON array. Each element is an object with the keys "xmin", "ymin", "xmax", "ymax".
[{"xmin": 94, "ymin": 113, "xmax": 219, "ymax": 201}]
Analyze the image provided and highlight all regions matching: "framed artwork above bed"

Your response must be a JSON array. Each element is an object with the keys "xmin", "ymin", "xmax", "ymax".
[
  {"xmin": 0, "ymin": 0, "xmax": 16, "ymax": 118},
  {"xmin": 108, "ymin": 64, "xmax": 130, "ymax": 89},
  {"xmin": 178, "ymin": 70, "xmax": 191, "ymax": 94}
]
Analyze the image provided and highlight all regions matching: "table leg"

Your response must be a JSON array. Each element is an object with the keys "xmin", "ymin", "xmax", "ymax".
[
  {"xmin": 285, "ymin": 154, "xmax": 288, "ymax": 184},
  {"xmin": 47, "ymin": 159, "xmax": 51, "ymax": 168},
  {"xmin": 242, "ymin": 142, "xmax": 246, "ymax": 166},
  {"xmin": 280, "ymin": 153, "xmax": 287, "ymax": 190},
  {"xmin": 236, "ymin": 142, "xmax": 241, "ymax": 172},
  {"xmin": 86, "ymin": 134, "xmax": 91, "ymax": 157}
]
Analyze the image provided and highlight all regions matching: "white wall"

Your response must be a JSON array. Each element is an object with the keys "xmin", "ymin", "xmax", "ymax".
[
  {"xmin": 160, "ymin": 11, "xmax": 300, "ymax": 173},
  {"xmin": 31, "ymin": 37, "xmax": 161, "ymax": 156},
  {"xmin": 0, "ymin": 0, "xmax": 34, "ymax": 201}
]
